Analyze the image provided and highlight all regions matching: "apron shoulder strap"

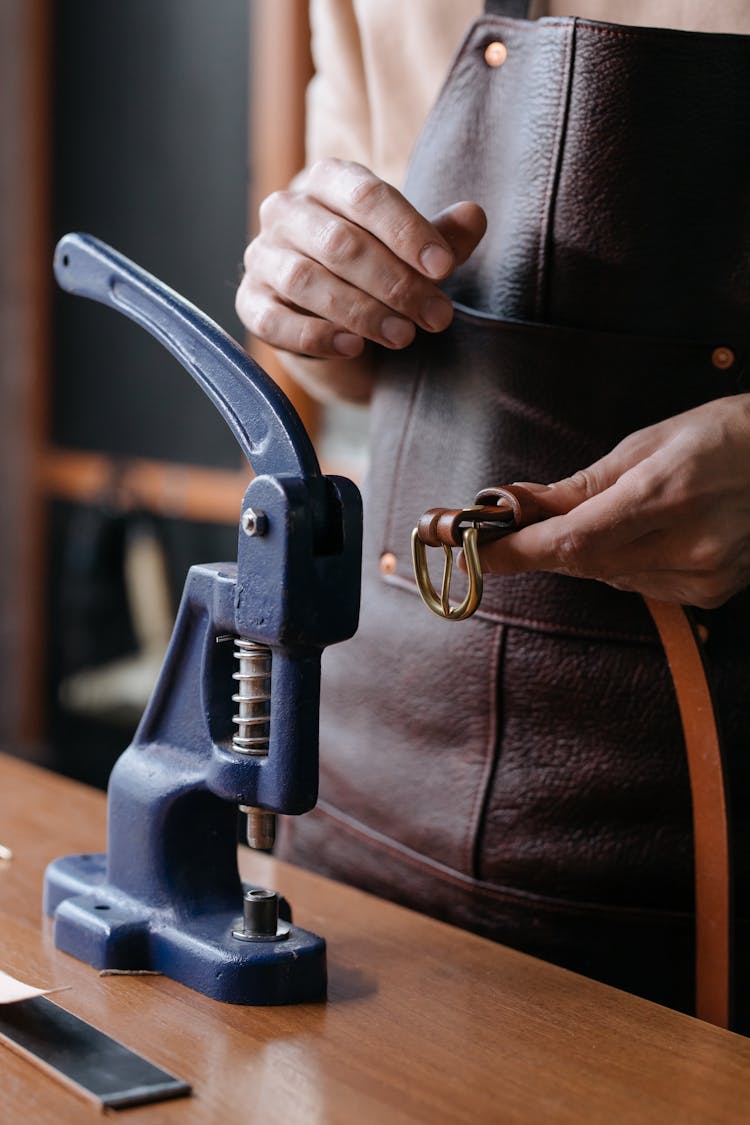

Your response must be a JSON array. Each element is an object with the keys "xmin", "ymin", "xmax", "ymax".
[{"xmin": 484, "ymin": 0, "xmax": 533, "ymax": 17}]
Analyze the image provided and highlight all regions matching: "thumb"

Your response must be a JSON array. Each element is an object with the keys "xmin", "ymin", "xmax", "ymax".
[
  {"xmin": 431, "ymin": 201, "xmax": 487, "ymax": 268},
  {"xmin": 518, "ymin": 457, "xmax": 623, "ymax": 517}
]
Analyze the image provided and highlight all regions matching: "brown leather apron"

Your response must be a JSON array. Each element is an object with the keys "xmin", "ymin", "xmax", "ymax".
[{"xmin": 281, "ymin": 6, "xmax": 750, "ymax": 1027}]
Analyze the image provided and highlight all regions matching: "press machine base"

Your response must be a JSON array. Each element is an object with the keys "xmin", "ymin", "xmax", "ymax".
[{"xmin": 45, "ymin": 854, "xmax": 324, "ymax": 1006}]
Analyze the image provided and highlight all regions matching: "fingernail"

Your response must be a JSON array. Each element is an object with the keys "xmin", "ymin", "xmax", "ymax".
[
  {"xmin": 511, "ymin": 481, "xmax": 551, "ymax": 492},
  {"xmin": 333, "ymin": 332, "xmax": 364, "ymax": 356},
  {"xmin": 420, "ymin": 243, "xmax": 453, "ymax": 278},
  {"xmin": 422, "ymin": 297, "xmax": 453, "ymax": 331},
  {"xmin": 381, "ymin": 316, "xmax": 415, "ymax": 348}
]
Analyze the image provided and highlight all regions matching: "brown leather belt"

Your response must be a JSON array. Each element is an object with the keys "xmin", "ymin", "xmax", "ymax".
[
  {"xmin": 646, "ymin": 599, "xmax": 732, "ymax": 1029},
  {"xmin": 413, "ymin": 484, "xmax": 733, "ymax": 1028}
]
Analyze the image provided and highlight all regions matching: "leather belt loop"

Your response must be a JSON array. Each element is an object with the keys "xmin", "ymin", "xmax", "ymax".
[{"xmin": 645, "ymin": 598, "xmax": 733, "ymax": 1030}]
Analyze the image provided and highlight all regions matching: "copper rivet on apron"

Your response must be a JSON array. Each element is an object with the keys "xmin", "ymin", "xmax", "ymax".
[
  {"xmin": 379, "ymin": 552, "xmax": 397, "ymax": 575},
  {"xmin": 711, "ymin": 346, "xmax": 735, "ymax": 370},
  {"xmin": 484, "ymin": 41, "xmax": 507, "ymax": 68}
]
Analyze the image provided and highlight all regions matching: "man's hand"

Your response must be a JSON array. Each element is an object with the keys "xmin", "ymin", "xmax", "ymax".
[
  {"xmin": 477, "ymin": 395, "xmax": 750, "ymax": 609},
  {"xmin": 236, "ymin": 159, "xmax": 486, "ymax": 401}
]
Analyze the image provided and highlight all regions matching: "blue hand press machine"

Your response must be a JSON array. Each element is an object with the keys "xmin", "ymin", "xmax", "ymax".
[{"xmin": 43, "ymin": 233, "xmax": 363, "ymax": 1005}]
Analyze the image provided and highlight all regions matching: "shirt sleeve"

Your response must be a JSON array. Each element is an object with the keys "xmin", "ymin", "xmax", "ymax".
[
  {"xmin": 305, "ymin": 0, "xmax": 481, "ymax": 187},
  {"xmin": 306, "ymin": 0, "xmax": 374, "ymax": 170}
]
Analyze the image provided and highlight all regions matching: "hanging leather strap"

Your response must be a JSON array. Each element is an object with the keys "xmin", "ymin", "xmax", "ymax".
[
  {"xmin": 413, "ymin": 485, "xmax": 734, "ymax": 1028},
  {"xmin": 645, "ymin": 599, "xmax": 733, "ymax": 1029}
]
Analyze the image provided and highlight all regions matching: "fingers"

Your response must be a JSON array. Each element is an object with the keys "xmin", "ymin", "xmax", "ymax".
[
  {"xmin": 237, "ymin": 158, "xmax": 488, "ymax": 361},
  {"xmin": 299, "ymin": 160, "xmax": 457, "ymax": 278},
  {"xmin": 606, "ymin": 572, "xmax": 724, "ymax": 608},
  {"xmin": 259, "ymin": 191, "xmax": 454, "ymax": 334},
  {"xmin": 239, "ymin": 241, "xmax": 420, "ymax": 356},
  {"xmin": 479, "ymin": 470, "xmax": 653, "ymax": 576},
  {"xmin": 512, "ymin": 419, "xmax": 674, "ymax": 522},
  {"xmin": 476, "ymin": 428, "xmax": 673, "ymax": 575},
  {"xmin": 431, "ymin": 201, "xmax": 488, "ymax": 267},
  {"xmin": 235, "ymin": 290, "xmax": 366, "ymax": 360},
  {"xmin": 478, "ymin": 514, "xmax": 748, "ymax": 607},
  {"xmin": 606, "ymin": 551, "xmax": 750, "ymax": 607},
  {"xmin": 474, "ymin": 400, "xmax": 750, "ymax": 608},
  {"xmin": 520, "ymin": 455, "xmax": 643, "ymax": 519}
]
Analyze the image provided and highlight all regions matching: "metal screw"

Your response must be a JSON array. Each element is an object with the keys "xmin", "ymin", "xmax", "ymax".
[
  {"xmin": 232, "ymin": 888, "xmax": 290, "ymax": 943},
  {"xmin": 241, "ymin": 508, "xmax": 267, "ymax": 537}
]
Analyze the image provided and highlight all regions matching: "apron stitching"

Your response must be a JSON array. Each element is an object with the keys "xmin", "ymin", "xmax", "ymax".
[
  {"xmin": 468, "ymin": 622, "xmax": 507, "ymax": 879},
  {"xmin": 313, "ymin": 798, "xmax": 697, "ymax": 924},
  {"xmin": 380, "ymin": 356, "xmax": 425, "ymax": 552},
  {"xmin": 383, "ymin": 571, "xmax": 658, "ymax": 646},
  {"xmin": 451, "ymin": 303, "xmax": 748, "ymax": 361},
  {"xmin": 534, "ymin": 19, "xmax": 576, "ymax": 321}
]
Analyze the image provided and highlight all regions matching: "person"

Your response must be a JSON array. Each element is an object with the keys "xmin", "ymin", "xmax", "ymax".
[
  {"xmin": 237, "ymin": 0, "xmax": 750, "ymax": 610},
  {"xmin": 237, "ymin": 0, "xmax": 750, "ymax": 1025}
]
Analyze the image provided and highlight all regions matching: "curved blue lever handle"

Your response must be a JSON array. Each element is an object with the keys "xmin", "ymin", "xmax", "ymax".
[{"xmin": 54, "ymin": 233, "xmax": 322, "ymax": 482}]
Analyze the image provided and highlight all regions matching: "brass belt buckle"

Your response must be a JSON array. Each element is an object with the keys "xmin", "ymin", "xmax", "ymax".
[
  {"xmin": 411, "ymin": 519, "xmax": 483, "ymax": 621},
  {"xmin": 411, "ymin": 489, "xmax": 526, "ymax": 622}
]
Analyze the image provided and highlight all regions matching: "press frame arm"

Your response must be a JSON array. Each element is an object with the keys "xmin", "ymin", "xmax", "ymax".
[{"xmin": 54, "ymin": 232, "xmax": 321, "ymax": 488}]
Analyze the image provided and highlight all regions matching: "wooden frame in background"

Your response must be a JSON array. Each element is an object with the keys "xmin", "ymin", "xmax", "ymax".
[{"xmin": 4, "ymin": 0, "xmax": 316, "ymax": 749}]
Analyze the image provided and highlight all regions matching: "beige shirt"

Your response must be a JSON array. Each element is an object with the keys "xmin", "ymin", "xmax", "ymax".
[{"xmin": 307, "ymin": 0, "xmax": 750, "ymax": 186}]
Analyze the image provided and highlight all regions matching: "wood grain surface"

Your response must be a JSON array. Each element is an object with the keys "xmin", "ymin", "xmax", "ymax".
[{"xmin": 0, "ymin": 752, "xmax": 748, "ymax": 1123}]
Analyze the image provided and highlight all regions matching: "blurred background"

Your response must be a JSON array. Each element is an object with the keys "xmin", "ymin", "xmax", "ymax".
[{"xmin": 1, "ymin": 0, "xmax": 359, "ymax": 788}]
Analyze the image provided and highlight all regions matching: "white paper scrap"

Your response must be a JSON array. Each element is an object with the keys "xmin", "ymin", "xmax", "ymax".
[{"xmin": 0, "ymin": 968, "xmax": 69, "ymax": 1005}]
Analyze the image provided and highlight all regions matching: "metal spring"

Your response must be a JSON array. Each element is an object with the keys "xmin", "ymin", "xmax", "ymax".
[{"xmin": 232, "ymin": 639, "xmax": 271, "ymax": 755}]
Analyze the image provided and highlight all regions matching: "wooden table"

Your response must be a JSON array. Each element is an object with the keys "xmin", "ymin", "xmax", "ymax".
[{"xmin": 0, "ymin": 753, "xmax": 748, "ymax": 1123}]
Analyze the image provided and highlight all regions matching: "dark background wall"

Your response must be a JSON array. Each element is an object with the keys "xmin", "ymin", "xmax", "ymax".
[
  {"xmin": 45, "ymin": 0, "xmax": 251, "ymax": 784},
  {"xmin": 52, "ymin": 0, "xmax": 250, "ymax": 466}
]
